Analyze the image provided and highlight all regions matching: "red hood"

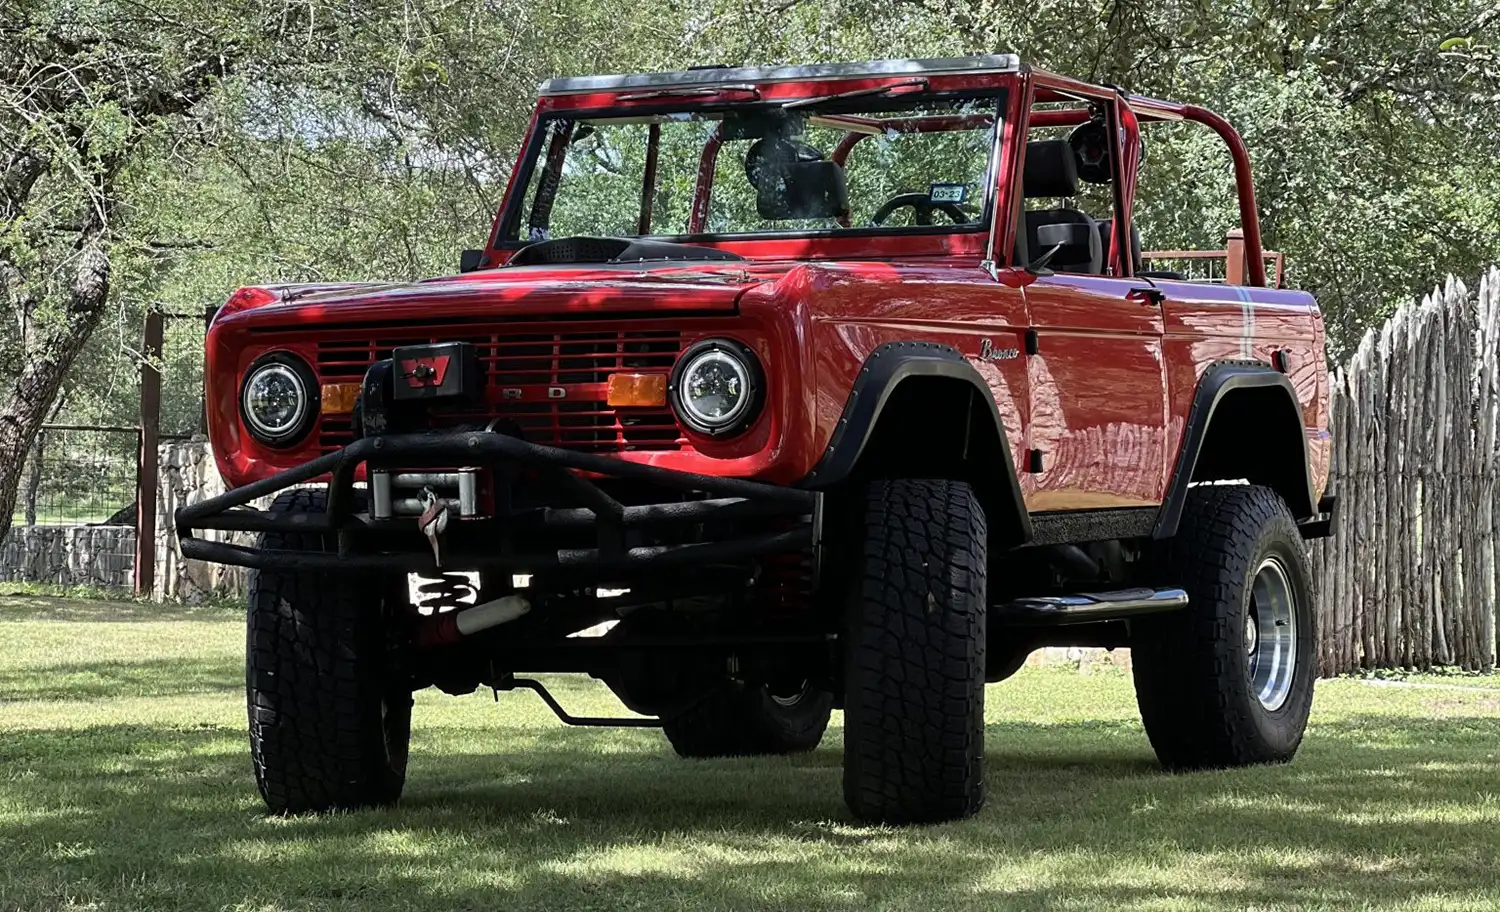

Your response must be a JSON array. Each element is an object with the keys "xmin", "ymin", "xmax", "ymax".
[{"xmin": 220, "ymin": 261, "xmax": 797, "ymax": 325}]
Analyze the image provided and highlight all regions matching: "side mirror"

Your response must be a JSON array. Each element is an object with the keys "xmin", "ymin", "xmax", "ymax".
[
  {"xmin": 459, "ymin": 249, "xmax": 485, "ymax": 273},
  {"xmin": 1025, "ymin": 242, "xmax": 1063, "ymax": 277}
]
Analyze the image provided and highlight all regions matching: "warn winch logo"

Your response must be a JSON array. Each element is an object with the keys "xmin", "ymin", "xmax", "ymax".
[{"xmin": 400, "ymin": 355, "xmax": 451, "ymax": 388}]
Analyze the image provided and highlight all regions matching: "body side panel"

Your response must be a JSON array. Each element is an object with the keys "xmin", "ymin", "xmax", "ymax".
[
  {"xmin": 1157, "ymin": 279, "xmax": 1330, "ymax": 502},
  {"xmin": 794, "ymin": 262, "xmax": 1032, "ymax": 501},
  {"xmin": 1021, "ymin": 274, "xmax": 1168, "ymax": 510}
]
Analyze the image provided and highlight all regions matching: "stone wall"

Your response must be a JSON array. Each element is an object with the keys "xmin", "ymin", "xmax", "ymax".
[
  {"xmin": 0, "ymin": 441, "xmax": 227, "ymax": 598},
  {"xmin": 0, "ymin": 440, "xmax": 269, "ymax": 603},
  {"xmin": 0, "ymin": 524, "xmax": 135, "ymax": 589}
]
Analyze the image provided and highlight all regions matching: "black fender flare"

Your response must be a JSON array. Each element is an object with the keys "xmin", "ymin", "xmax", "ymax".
[
  {"xmin": 801, "ymin": 340, "xmax": 1032, "ymax": 544},
  {"xmin": 1153, "ymin": 360, "xmax": 1316, "ymax": 539}
]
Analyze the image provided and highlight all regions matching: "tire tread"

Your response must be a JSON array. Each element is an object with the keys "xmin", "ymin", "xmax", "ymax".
[
  {"xmin": 843, "ymin": 479, "xmax": 986, "ymax": 824},
  {"xmin": 1132, "ymin": 484, "xmax": 1315, "ymax": 769},
  {"xmin": 247, "ymin": 488, "xmax": 408, "ymax": 814}
]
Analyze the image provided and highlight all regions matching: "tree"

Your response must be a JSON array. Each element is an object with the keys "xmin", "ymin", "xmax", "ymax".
[
  {"xmin": 0, "ymin": 1, "xmax": 245, "ymax": 542},
  {"xmin": 0, "ymin": 0, "xmax": 698, "ymax": 531},
  {"xmin": 5, "ymin": 0, "xmax": 1499, "ymax": 546}
]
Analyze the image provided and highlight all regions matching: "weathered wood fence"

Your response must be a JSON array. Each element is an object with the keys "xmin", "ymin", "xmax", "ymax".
[{"xmin": 1313, "ymin": 268, "xmax": 1500, "ymax": 674}]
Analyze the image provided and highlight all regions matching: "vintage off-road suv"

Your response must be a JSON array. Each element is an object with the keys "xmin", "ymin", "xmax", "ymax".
[{"xmin": 180, "ymin": 55, "xmax": 1335, "ymax": 824}]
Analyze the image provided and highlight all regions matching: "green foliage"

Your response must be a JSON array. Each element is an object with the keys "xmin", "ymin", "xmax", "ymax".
[{"xmin": 6, "ymin": 0, "xmax": 1500, "ymax": 436}]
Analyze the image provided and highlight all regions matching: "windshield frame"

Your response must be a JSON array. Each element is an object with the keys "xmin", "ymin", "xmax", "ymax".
[{"xmin": 491, "ymin": 88, "xmax": 1009, "ymax": 254}]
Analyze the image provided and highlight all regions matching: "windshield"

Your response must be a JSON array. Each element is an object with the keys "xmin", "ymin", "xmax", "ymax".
[{"xmin": 501, "ymin": 94, "xmax": 1002, "ymax": 245}]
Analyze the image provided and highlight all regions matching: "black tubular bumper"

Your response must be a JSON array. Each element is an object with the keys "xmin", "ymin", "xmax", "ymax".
[{"xmin": 175, "ymin": 431, "xmax": 820, "ymax": 574}]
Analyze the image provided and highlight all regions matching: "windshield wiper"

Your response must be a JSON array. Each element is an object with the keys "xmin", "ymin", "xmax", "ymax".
[
  {"xmin": 618, "ymin": 84, "xmax": 762, "ymax": 101},
  {"xmin": 780, "ymin": 77, "xmax": 930, "ymax": 110}
]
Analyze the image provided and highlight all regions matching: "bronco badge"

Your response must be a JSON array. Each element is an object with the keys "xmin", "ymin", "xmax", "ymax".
[{"xmin": 978, "ymin": 338, "xmax": 1020, "ymax": 361}]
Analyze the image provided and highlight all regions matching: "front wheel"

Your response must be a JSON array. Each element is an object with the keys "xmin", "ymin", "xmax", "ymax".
[
  {"xmin": 842, "ymin": 478, "xmax": 987, "ymax": 825},
  {"xmin": 247, "ymin": 489, "xmax": 412, "ymax": 814},
  {"xmin": 1131, "ymin": 484, "xmax": 1316, "ymax": 769}
]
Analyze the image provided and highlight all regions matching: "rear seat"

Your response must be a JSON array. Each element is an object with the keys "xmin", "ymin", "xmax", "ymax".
[
  {"xmin": 1099, "ymin": 218, "xmax": 1184, "ymax": 280},
  {"xmin": 1016, "ymin": 141, "xmax": 1184, "ymax": 279},
  {"xmin": 1097, "ymin": 219, "xmax": 1141, "ymax": 272}
]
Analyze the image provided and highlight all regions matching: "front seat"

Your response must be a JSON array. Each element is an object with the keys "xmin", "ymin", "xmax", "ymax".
[{"xmin": 1017, "ymin": 139, "xmax": 1101, "ymax": 274}]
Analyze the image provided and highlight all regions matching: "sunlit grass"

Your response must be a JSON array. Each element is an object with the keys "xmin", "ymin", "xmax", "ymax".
[{"xmin": 2, "ymin": 595, "xmax": 1499, "ymax": 911}]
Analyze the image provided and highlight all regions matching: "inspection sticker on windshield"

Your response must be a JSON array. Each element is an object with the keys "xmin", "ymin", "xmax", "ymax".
[{"xmin": 929, "ymin": 183, "xmax": 969, "ymax": 204}]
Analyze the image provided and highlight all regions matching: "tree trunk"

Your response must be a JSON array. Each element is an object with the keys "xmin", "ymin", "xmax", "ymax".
[
  {"xmin": 22, "ymin": 429, "xmax": 44, "ymax": 526},
  {"xmin": 0, "ymin": 231, "xmax": 110, "ymax": 545}
]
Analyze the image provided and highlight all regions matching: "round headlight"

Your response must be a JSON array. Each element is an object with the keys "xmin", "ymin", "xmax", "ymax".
[
  {"xmin": 670, "ymin": 339, "xmax": 764, "ymax": 437},
  {"xmin": 240, "ymin": 354, "xmax": 316, "ymax": 446}
]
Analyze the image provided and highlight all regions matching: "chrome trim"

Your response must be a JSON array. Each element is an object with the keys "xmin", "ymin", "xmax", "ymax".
[
  {"xmin": 540, "ymin": 55, "xmax": 1023, "ymax": 96},
  {"xmin": 371, "ymin": 470, "xmax": 392, "ymax": 519},
  {"xmin": 1001, "ymin": 587, "xmax": 1188, "ymax": 624},
  {"xmin": 374, "ymin": 469, "xmax": 480, "ymax": 518},
  {"xmin": 391, "ymin": 497, "xmax": 435, "ymax": 515},
  {"xmin": 458, "ymin": 469, "xmax": 478, "ymax": 518},
  {"xmin": 391, "ymin": 472, "xmax": 462, "ymax": 487},
  {"xmin": 1248, "ymin": 556, "xmax": 1297, "ymax": 712}
]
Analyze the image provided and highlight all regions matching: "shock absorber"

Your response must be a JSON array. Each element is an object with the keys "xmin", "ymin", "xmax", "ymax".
[
  {"xmin": 411, "ymin": 575, "xmax": 532, "ymax": 648},
  {"xmin": 760, "ymin": 529, "xmax": 816, "ymax": 615}
]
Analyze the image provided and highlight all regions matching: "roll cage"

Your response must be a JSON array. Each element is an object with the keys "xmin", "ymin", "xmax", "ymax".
[{"xmin": 480, "ymin": 57, "xmax": 1272, "ymax": 286}]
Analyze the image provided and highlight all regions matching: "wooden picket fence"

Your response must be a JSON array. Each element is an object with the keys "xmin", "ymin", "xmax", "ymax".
[{"xmin": 1311, "ymin": 268, "xmax": 1500, "ymax": 674}]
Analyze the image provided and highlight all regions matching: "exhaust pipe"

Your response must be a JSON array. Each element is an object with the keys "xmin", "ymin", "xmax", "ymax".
[{"xmin": 416, "ymin": 594, "xmax": 531, "ymax": 647}]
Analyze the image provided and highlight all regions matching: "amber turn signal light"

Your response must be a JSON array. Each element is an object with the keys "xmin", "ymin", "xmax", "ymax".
[
  {"xmin": 320, "ymin": 382, "xmax": 361, "ymax": 414},
  {"xmin": 607, "ymin": 373, "xmax": 668, "ymax": 407}
]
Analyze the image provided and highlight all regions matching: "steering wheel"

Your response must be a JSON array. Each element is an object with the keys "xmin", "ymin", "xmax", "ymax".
[{"xmin": 870, "ymin": 192, "xmax": 971, "ymax": 227}]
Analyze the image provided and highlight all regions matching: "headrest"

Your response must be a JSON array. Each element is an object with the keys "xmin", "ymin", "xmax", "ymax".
[
  {"xmin": 757, "ymin": 161, "xmax": 849, "ymax": 221},
  {"xmin": 1023, "ymin": 139, "xmax": 1079, "ymax": 199},
  {"xmin": 745, "ymin": 136, "xmax": 822, "ymax": 187}
]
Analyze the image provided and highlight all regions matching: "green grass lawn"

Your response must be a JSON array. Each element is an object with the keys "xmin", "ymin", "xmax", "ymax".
[{"xmin": 2, "ymin": 595, "xmax": 1499, "ymax": 912}]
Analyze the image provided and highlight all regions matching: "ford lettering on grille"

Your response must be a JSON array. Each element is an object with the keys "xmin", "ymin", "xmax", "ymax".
[{"xmin": 311, "ymin": 326, "xmax": 684, "ymax": 453}]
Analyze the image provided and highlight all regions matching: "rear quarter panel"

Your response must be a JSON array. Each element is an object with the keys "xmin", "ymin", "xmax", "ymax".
[{"xmin": 1158, "ymin": 280, "xmax": 1331, "ymax": 501}]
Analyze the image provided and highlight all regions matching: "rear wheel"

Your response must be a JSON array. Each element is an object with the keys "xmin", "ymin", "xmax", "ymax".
[
  {"xmin": 842, "ymin": 479, "xmax": 987, "ymax": 825},
  {"xmin": 663, "ymin": 680, "xmax": 832, "ymax": 757},
  {"xmin": 247, "ymin": 488, "xmax": 412, "ymax": 814},
  {"xmin": 1132, "ymin": 484, "xmax": 1315, "ymax": 769}
]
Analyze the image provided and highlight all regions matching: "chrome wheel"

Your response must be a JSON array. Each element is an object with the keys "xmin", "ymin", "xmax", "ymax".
[{"xmin": 1247, "ymin": 556, "xmax": 1297, "ymax": 712}]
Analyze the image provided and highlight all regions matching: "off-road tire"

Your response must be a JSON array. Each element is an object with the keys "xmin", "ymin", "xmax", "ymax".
[
  {"xmin": 663, "ymin": 682, "xmax": 833, "ymax": 757},
  {"xmin": 247, "ymin": 488, "xmax": 412, "ymax": 814},
  {"xmin": 1132, "ymin": 484, "xmax": 1315, "ymax": 770},
  {"xmin": 842, "ymin": 479, "xmax": 987, "ymax": 825}
]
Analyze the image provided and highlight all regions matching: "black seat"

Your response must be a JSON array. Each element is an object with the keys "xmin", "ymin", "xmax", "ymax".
[
  {"xmin": 1097, "ymin": 219, "xmax": 1143, "ymax": 273},
  {"xmin": 1017, "ymin": 139, "xmax": 1101, "ymax": 274},
  {"xmin": 1096, "ymin": 219, "xmax": 1188, "ymax": 280},
  {"xmin": 757, "ymin": 160, "xmax": 849, "ymax": 221}
]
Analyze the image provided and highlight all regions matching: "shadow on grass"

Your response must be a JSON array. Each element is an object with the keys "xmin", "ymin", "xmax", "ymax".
[
  {"xmin": 0, "ymin": 594, "xmax": 240, "ymax": 623},
  {"xmin": 0, "ymin": 656, "xmax": 243, "ymax": 701},
  {"xmin": 3, "ymin": 713, "xmax": 1499, "ymax": 910}
]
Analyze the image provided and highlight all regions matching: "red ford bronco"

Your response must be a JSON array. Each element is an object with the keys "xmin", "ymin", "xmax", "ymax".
[{"xmin": 180, "ymin": 55, "xmax": 1335, "ymax": 824}]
